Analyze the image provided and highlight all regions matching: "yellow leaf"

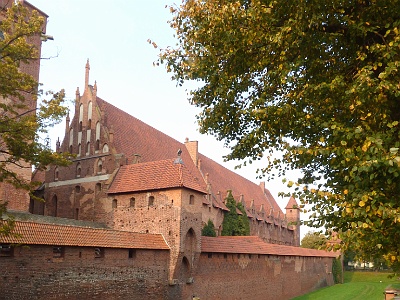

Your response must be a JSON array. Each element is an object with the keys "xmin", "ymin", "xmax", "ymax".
[{"xmin": 359, "ymin": 200, "xmax": 365, "ymax": 207}]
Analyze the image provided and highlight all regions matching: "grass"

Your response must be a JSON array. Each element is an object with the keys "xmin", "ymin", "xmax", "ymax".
[{"xmin": 291, "ymin": 271, "xmax": 399, "ymax": 300}]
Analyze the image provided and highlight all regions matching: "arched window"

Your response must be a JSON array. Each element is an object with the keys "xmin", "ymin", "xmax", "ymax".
[
  {"xmin": 87, "ymin": 101, "xmax": 92, "ymax": 126},
  {"xmin": 130, "ymin": 197, "xmax": 135, "ymax": 208},
  {"xmin": 112, "ymin": 199, "xmax": 117, "ymax": 209},
  {"xmin": 76, "ymin": 163, "xmax": 81, "ymax": 178},
  {"xmin": 95, "ymin": 122, "xmax": 100, "ymax": 151},
  {"xmin": 54, "ymin": 167, "xmax": 59, "ymax": 181},
  {"xmin": 148, "ymin": 196, "xmax": 154, "ymax": 207},
  {"xmin": 189, "ymin": 195, "xmax": 194, "ymax": 205},
  {"xmin": 79, "ymin": 104, "xmax": 83, "ymax": 130},
  {"xmin": 102, "ymin": 143, "xmax": 109, "ymax": 153},
  {"xmin": 75, "ymin": 185, "xmax": 80, "ymax": 193},
  {"xmin": 78, "ymin": 143, "xmax": 81, "ymax": 157},
  {"xmin": 52, "ymin": 195, "xmax": 58, "ymax": 217},
  {"xmin": 69, "ymin": 128, "xmax": 73, "ymax": 150},
  {"xmin": 97, "ymin": 159, "xmax": 103, "ymax": 174}
]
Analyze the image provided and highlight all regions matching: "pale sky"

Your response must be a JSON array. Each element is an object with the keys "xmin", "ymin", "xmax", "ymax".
[{"xmin": 29, "ymin": 0, "xmax": 307, "ymax": 226}]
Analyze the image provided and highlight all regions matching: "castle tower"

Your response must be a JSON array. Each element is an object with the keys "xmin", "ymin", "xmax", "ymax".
[
  {"xmin": 285, "ymin": 196, "xmax": 301, "ymax": 246},
  {"xmin": 0, "ymin": 1, "xmax": 48, "ymax": 212}
]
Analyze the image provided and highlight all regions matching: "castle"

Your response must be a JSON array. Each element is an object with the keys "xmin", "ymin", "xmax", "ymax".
[{"xmin": 0, "ymin": 2, "xmax": 337, "ymax": 300}]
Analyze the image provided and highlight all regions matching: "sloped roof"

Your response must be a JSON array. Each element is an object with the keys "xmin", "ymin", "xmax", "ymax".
[
  {"xmin": 201, "ymin": 236, "xmax": 337, "ymax": 258},
  {"xmin": 199, "ymin": 154, "xmax": 283, "ymax": 218},
  {"xmin": 0, "ymin": 221, "xmax": 169, "ymax": 250},
  {"xmin": 90, "ymin": 98, "xmax": 284, "ymax": 219},
  {"xmin": 285, "ymin": 196, "xmax": 299, "ymax": 209},
  {"xmin": 108, "ymin": 159, "xmax": 207, "ymax": 194}
]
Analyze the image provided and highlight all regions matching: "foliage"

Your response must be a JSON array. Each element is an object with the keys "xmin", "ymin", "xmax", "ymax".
[
  {"xmin": 332, "ymin": 257, "xmax": 344, "ymax": 284},
  {"xmin": 301, "ymin": 231, "xmax": 328, "ymax": 250},
  {"xmin": 202, "ymin": 219, "xmax": 217, "ymax": 237},
  {"xmin": 160, "ymin": 0, "xmax": 400, "ymax": 270},
  {"xmin": 221, "ymin": 190, "xmax": 250, "ymax": 236},
  {"xmin": 0, "ymin": 3, "xmax": 70, "ymax": 222}
]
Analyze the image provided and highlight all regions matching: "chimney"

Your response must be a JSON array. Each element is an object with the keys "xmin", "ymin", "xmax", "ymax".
[{"xmin": 184, "ymin": 138, "xmax": 198, "ymax": 167}]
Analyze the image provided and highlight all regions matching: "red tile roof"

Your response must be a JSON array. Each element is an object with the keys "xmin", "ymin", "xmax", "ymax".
[
  {"xmin": 201, "ymin": 236, "xmax": 338, "ymax": 258},
  {"xmin": 0, "ymin": 221, "xmax": 169, "ymax": 250},
  {"xmin": 199, "ymin": 154, "xmax": 284, "ymax": 218},
  {"xmin": 108, "ymin": 159, "xmax": 207, "ymax": 194},
  {"xmin": 72, "ymin": 98, "xmax": 288, "ymax": 220},
  {"xmin": 285, "ymin": 196, "xmax": 299, "ymax": 209}
]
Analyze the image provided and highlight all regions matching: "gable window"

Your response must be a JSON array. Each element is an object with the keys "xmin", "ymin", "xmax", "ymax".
[
  {"xmin": 95, "ymin": 122, "xmax": 100, "ymax": 151},
  {"xmin": 53, "ymin": 246, "xmax": 64, "ymax": 258},
  {"xmin": 0, "ymin": 244, "xmax": 13, "ymax": 257},
  {"xmin": 87, "ymin": 101, "xmax": 92, "ymax": 127},
  {"xmin": 189, "ymin": 195, "xmax": 194, "ymax": 205},
  {"xmin": 94, "ymin": 247, "xmax": 104, "ymax": 258},
  {"xmin": 148, "ymin": 196, "xmax": 154, "ymax": 207}
]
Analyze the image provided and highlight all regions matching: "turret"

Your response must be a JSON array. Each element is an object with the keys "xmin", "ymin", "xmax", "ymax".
[{"xmin": 285, "ymin": 196, "xmax": 301, "ymax": 246}]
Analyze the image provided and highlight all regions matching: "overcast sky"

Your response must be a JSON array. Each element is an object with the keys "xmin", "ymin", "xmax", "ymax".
[{"xmin": 28, "ymin": 1, "xmax": 306, "ymax": 220}]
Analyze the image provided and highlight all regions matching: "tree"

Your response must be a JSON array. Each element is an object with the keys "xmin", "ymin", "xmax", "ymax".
[
  {"xmin": 160, "ymin": 1, "xmax": 400, "ymax": 271},
  {"xmin": 0, "ymin": 3, "xmax": 70, "ymax": 234},
  {"xmin": 221, "ymin": 190, "xmax": 250, "ymax": 236},
  {"xmin": 202, "ymin": 219, "xmax": 217, "ymax": 237},
  {"xmin": 301, "ymin": 231, "xmax": 328, "ymax": 250}
]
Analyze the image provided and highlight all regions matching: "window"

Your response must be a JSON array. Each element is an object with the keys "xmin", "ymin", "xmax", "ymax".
[
  {"xmin": 148, "ymin": 196, "xmax": 154, "ymax": 207},
  {"xmin": 95, "ymin": 122, "xmax": 100, "ymax": 151},
  {"xmin": 78, "ymin": 143, "xmax": 81, "ymax": 157},
  {"xmin": 76, "ymin": 163, "xmax": 81, "ymax": 178},
  {"xmin": 97, "ymin": 159, "xmax": 103, "ymax": 174},
  {"xmin": 86, "ymin": 141, "xmax": 90, "ymax": 155},
  {"xmin": 112, "ymin": 199, "xmax": 117, "ymax": 209},
  {"xmin": 79, "ymin": 121, "xmax": 83, "ymax": 132},
  {"xmin": 69, "ymin": 129, "xmax": 73, "ymax": 150},
  {"xmin": 130, "ymin": 197, "xmax": 135, "ymax": 208},
  {"xmin": 52, "ymin": 195, "xmax": 58, "ymax": 217},
  {"xmin": 87, "ymin": 101, "xmax": 92, "ymax": 126},
  {"xmin": 75, "ymin": 185, "xmax": 80, "ymax": 193},
  {"xmin": 54, "ymin": 167, "xmax": 59, "ymax": 181},
  {"xmin": 102, "ymin": 143, "xmax": 109, "ymax": 153},
  {"xmin": 0, "ymin": 244, "xmax": 13, "ymax": 257},
  {"xmin": 94, "ymin": 247, "xmax": 104, "ymax": 258},
  {"xmin": 128, "ymin": 249, "xmax": 136, "ymax": 259},
  {"xmin": 53, "ymin": 246, "xmax": 64, "ymax": 258},
  {"xmin": 95, "ymin": 183, "xmax": 101, "ymax": 196},
  {"xmin": 189, "ymin": 195, "xmax": 194, "ymax": 205},
  {"xmin": 75, "ymin": 208, "xmax": 79, "ymax": 220}
]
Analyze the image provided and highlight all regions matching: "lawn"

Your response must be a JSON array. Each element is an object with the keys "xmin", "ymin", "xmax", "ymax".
[{"xmin": 291, "ymin": 271, "xmax": 399, "ymax": 300}]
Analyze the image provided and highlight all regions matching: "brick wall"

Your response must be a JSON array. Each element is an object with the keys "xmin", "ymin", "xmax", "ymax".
[
  {"xmin": 182, "ymin": 253, "xmax": 334, "ymax": 300},
  {"xmin": 0, "ymin": 245, "xmax": 171, "ymax": 300}
]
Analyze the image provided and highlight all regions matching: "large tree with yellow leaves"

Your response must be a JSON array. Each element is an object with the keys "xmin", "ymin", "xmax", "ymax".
[
  {"xmin": 160, "ymin": 0, "xmax": 400, "ymax": 270},
  {"xmin": 0, "ymin": 3, "xmax": 70, "ymax": 235}
]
